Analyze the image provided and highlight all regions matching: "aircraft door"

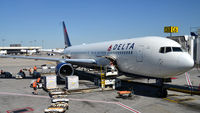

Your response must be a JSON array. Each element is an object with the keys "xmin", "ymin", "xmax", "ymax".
[{"xmin": 136, "ymin": 45, "xmax": 144, "ymax": 62}]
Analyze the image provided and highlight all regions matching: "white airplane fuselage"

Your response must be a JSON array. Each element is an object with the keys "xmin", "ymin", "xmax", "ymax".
[{"xmin": 64, "ymin": 36, "xmax": 194, "ymax": 78}]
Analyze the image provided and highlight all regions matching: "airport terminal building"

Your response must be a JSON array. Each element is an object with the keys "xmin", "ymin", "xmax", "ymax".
[{"xmin": 0, "ymin": 45, "xmax": 41, "ymax": 55}]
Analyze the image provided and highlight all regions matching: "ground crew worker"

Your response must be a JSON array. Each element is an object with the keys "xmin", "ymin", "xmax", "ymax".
[
  {"xmin": 36, "ymin": 77, "xmax": 41, "ymax": 83},
  {"xmin": 33, "ymin": 66, "xmax": 37, "ymax": 71},
  {"xmin": 18, "ymin": 69, "xmax": 26, "ymax": 78},
  {"xmin": 0, "ymin": 70, "xmax": 4, "ymax": 74},
  {"xmin": 1, "ymin": 70, "xmax": 3, "ymax": 74},
  {"xmin": 29, "ymin": 68, "xmax": 33, "ymax": 75},
  {"xmin": 110, "ymin": 62, "xmax": 114, "ymax": 66},
  {"xmin": 0, "ymin": 70, "xmax": 4, "ymax": 77},
  {"xmin": 32, "ymin": 80, "xmax": 38, "ymax": 95}
]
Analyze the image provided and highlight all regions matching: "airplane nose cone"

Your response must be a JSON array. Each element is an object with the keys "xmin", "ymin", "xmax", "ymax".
[{"xmin": 177, "ymin": 54, "xmax": 194, "ymax": 70}]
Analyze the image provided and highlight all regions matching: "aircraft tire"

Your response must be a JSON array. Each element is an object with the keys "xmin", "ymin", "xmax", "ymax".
[{"xmin": 158, "ymin": 88, "xmax": 167, "ymax": 98}]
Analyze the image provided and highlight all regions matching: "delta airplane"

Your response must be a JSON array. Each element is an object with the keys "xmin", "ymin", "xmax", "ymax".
[{"xmin": 0, "ymin": 22, "xmax": 194, "ymax": 97}]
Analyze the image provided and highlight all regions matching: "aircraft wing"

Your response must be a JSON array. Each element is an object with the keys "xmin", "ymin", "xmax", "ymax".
[{"xmin": 0, "ymin": 55, "xmax": 96, "ymax": 65}]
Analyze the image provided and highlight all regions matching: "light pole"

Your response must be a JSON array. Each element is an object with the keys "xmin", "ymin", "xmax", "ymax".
[
  {"xmin": 42, "ymin": 40, "xmax": 44, "ymax": 49},
  {"xmin": 2, "ymin": 39, "xmax": 5, "ymax": 47},
  {"xmin": 29, "ymin": 41, "xmax": 33, "ymax": 46},
  {"xmin": 20, "ymin": 41, "xmax": 23, "ymax": 46},
  {"xmin": 34, "ymin": 40, "xmax": 37, "ymax": 46}
]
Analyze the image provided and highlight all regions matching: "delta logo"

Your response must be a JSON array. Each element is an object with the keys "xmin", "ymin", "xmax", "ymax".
[
  {"xmin": 107, "ymin": 45, "xmax": 112, "ymax": 51},
  {"xmin": 107, "ymin": 43, "xmax": 135, "ymax": 51}
]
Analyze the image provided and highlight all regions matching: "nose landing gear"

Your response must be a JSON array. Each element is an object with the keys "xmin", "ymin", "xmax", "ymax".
[{"xmin": 156, "ymin": 79, "xmax": 168, "ymax": 98}]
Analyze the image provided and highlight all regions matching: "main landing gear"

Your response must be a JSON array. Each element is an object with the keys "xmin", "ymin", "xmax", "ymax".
[{"xmin": 156, "ymin": 79, "xmax": 168, "ymax": 98}]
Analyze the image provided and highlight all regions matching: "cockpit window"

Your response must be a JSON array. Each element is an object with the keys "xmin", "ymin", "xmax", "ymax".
[
  {"xmin": 165, "ymin": 47, "xmax": 172, "ymax": 53},
  {"xmin": 159, "ymin": 47, "xmax": 165, "ymax": 53},
  {"xmin": 172, "ymin": 47, "xmax": 182, "ymax": 52},
  {"xmin": 159, "ymin": 46, "xmax": 182, "ymax": 53}
]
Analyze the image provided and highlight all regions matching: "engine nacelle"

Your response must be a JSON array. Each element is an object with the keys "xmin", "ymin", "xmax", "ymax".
[{"xmin": 55, "ymin": 63, "xmax": 74, "ymax": 79}]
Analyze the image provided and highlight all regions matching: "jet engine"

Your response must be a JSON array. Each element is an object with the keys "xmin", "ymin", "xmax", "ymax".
[{"xmin": 55, "ymin": 63, "xmax": 74, "ymax": 79}]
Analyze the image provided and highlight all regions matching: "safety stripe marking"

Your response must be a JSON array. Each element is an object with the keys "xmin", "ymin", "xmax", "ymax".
[
  {"xmin": 69, "ymin": 98, "xmax": 140, "ymax": 113},
  {"xmin": 117, "ymin": 102, "xmax": 141, "ymax": 113},
  {"xmin": 185, "ymin": 72, "xmax": 192, "ymax": 89},
  {"xmin": 0, "ymin": 92, "xmax": 140, "ymax": 113},
  {"xmin": 68, "ymin": 98, "xmax": 116, "ymax": 104},
  {"xmin": 0, "ymin": 92, "xmax": 49, "ymax": 98}
]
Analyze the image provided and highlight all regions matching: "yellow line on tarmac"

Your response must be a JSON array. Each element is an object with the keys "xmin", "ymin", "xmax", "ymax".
[
  {"xmin": 162, "ymin": 98, "xmax": 178, "ymax": 103},
  {"xmin": 168, "ymin": 88, "xmax": 200, "ymax": 95}
]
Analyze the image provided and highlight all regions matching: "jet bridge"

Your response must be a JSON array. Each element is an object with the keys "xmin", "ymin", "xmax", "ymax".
[
  {"xmin": 193, "ymin": 29, "xmax": 200, "ymax": 65},
  {"xmin": 167, "ymin": 30, "xmax": 200, "ymax": 66}
]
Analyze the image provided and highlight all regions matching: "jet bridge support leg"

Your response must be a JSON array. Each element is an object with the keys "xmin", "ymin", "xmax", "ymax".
[{"xmin": 156, "ymin": 78, "xmax": 168, "ymax": 98}]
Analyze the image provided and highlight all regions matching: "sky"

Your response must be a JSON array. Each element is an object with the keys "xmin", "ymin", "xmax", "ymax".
[{"xmin": 0, "ymin": 0, "xmax": 200, "ymax": 48}]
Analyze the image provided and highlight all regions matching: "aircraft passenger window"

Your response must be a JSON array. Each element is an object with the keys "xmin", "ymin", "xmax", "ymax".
[
  {"xmin": 165, "ymin": 47, "xmax": 172, "ymax": 53},
  {"xmin": 159, "ymin": 47, "xmax": 165, "ymax": 53},
  {"xmin": 172, "ymin": 47, "xmax": 182, "ymax": 52}
]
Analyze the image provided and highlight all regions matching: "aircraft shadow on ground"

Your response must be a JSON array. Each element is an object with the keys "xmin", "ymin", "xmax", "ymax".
[
  {"xmin": 76, "ymin": 71, "xmax": 162, "ymax": 98},
  {"xmin": 119, "ymin": 82, "xmax": 161, "ymax": 98}
]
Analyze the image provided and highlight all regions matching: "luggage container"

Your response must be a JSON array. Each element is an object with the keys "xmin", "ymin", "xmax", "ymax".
[
  {"xmin": 50, "ymin": 66, "xmax": 56, "ymax": 73},
  {"xmin": 41, "ymin": 65, "xmax": 49, "ymax": 74},
  {"xmin": 44, "ymin": 75, "xmax": 57, "ymax": 90},
  {"xmin": 65, "ymin": 76, "xmax": 79, "ymax": 90}
]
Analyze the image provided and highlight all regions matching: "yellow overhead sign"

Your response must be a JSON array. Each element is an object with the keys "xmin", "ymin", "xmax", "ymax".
[{"xmin": 164, "ymin": 26, "xmax": 178, "ymax": 33}]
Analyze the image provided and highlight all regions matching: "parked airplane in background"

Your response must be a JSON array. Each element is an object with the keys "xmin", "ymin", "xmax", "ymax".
[
  {"xmin": 0, "ymin": 21, "xmax": 194, "ymax": 97},
  {"xmin": 39, "ymin": 48, "xmax": 64, "ymax": 56},
  {"xmin": 39, "ymin": 48, "xmax": 64, "ymax": 54},
  {"xmin": 21, "ymin": 49, "xmax": 36, "ymax": 55}
]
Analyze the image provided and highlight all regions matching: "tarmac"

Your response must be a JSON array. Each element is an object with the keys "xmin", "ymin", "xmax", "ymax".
[{"xmin": 0, "ymin": 55, "xmax": 200, "ymax": 113}]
